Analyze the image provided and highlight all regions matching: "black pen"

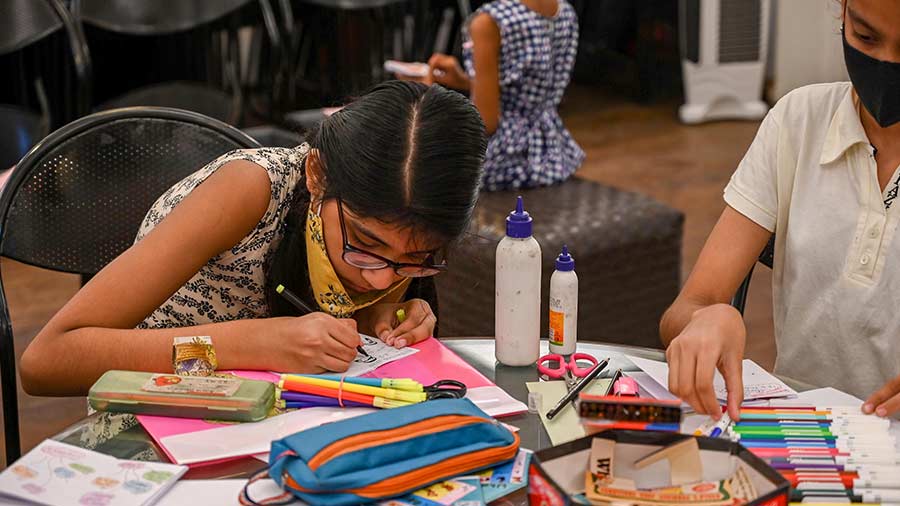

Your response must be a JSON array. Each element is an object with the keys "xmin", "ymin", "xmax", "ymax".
[
  {"xmin": 546, "ymin": 358, "xmax": 609, "ymax": 420},
  {"xmin": 603, "ymin": 368, "xmax": 623, "ymax": 396},
  {"xmin": 275, "ymin": 284, "xmax": 370, "ymax": 358}
]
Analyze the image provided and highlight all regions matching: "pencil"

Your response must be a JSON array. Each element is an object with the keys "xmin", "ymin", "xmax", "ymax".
[{"xmin": 276, "ymin": 284, "xmax": 370, "ymax": 358}]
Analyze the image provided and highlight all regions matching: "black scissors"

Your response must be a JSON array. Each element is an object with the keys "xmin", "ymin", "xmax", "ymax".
[{"xmin": 423, "ymin": 379, "xmax": 467, "ymax": 400}]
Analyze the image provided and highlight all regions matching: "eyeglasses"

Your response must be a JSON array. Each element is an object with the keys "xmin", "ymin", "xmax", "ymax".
[{"xmin": 336, "ymin": 199, "xmax": 448, "ymax": 278}]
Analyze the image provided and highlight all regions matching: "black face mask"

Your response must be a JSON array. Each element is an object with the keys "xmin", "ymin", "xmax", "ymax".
[{"xmin": 843, "ymin": 30, "xmax": 900, "ymax": 128}]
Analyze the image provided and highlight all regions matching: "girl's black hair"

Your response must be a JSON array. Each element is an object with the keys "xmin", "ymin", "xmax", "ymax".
[{"xmin": 266, "ymin": 81, "xmax": 487, "ymax": 316}]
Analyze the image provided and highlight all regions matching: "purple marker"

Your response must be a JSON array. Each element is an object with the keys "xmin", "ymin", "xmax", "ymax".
[{"xmin": 280, "ymin": 391, "xmax": 369, "ymax": 408}]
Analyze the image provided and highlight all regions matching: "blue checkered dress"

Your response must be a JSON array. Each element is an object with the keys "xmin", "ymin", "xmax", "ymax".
[{"xmin": 464, "ymin": 0, "xmax": 584, "ymax": 191}]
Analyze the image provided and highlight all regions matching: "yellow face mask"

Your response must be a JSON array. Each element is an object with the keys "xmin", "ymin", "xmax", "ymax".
[{"xmin": 305, "ymin": 203, "xmax": 410, "ymax": 318}]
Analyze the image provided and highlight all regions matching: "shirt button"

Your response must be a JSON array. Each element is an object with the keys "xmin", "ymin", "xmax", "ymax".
[
  {"xmin": 870, "ymin": 227, "xmax": 880, "ymax": 238},
  {"xmin": 860, "ymin": 253, "xmax": 871, "ymax": 265}
]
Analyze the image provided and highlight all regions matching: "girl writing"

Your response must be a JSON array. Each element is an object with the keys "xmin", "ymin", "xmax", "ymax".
[{"xmin": 21, "ymin": 81, "xmax": 487, "ymax": 395}]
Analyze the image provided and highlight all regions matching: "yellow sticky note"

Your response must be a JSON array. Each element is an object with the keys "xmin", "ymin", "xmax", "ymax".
[{"xmin": 525, "ymin": 379, "xmax": 611, "ymax": 446}]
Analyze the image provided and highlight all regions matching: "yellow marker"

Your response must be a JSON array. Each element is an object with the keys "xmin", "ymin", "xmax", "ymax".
[{"xmin": 396, "ymin": 309, "xmax": 406, "ymax": 323}]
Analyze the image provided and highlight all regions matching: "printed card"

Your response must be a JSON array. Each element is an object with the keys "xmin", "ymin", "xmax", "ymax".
[
  {"xmin": 0, "ymin": 440, "xmax": 187, "ymax": 506},
  {"xmin": 343, "ymin": 334, "xmax": 419, "ymax": 377},
  {"xmin": 378, "ymin": 476, "xmax": 485, "ymax": 506},
  {"xmin": 478, "ymin": 449, "xmax": 531, "ymax": 503}
]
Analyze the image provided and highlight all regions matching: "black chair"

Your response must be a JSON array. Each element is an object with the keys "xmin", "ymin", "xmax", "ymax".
[
  {"xmin": 77, "ymin": 0, "xmax": 281, "ymax": 126},
  {"xmin": 731, "ymin": 235, "xmax": 775, "ymax": 315},
  {"xmin": 278, "ymin": 0, "xmax": 414, "ymax": 104},
  {"xmin": 0, "ymin": 107, "xmax": 260, "ymax": 464},
  {"xmin": 0, "ymin": 0, "xmax": 92, "ymax": 169}
]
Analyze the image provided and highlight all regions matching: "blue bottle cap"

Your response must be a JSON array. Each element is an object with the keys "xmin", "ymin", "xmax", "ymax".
[
  {"xmin": 555, "ymin": 245, "xmax": 575, "ymax": 271},
  {"xmin": 505, "ymin": 196, "xmax": 533, "ymax": 238}
]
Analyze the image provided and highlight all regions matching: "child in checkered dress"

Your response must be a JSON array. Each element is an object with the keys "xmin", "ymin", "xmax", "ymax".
[{"xmin": 425, "ymin": 0, "xmax": 584, "ymax": 191}]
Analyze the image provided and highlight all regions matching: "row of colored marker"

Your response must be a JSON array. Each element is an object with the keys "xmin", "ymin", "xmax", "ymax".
[
  {"xmin": 276, "ymin": 374, "xmax": 426, "ymax": 409},
  {"xmin": 724, "ymin": 406, "xmax": 900, "ymax": 504}
]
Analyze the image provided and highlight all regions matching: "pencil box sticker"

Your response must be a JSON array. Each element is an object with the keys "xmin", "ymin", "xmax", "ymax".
[{"xmin": 141, "ymin": 374, "xmax": 240, "ymax": 396}]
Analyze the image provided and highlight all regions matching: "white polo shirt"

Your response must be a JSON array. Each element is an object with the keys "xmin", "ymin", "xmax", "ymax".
[{"xmin": 725, "ymin": 82, "xmax": 900, "ymax": 400}]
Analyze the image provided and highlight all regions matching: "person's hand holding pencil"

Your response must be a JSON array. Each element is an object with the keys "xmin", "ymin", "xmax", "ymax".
[
  {"xmin": 265, "ymin": 313, "xmax": 360, "ymax": 373},
  {"xmin": 275, "ymin": 284, "xmax": 370, "ymax": 369}
]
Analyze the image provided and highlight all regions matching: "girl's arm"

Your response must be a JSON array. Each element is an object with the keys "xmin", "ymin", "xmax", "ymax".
[
  {"xmin": 427, "ymin": 13, "xmax": 501, "ymax": 134},
  {"xmin": 21, "ymin": 160, "xmax": 360, "ymax": 396},
  {"xmin": 659, "ymin": 206, "xmax": 771, "ymax": 420},
  {"xmin": 659, "ymin": 206, "xmax": 770, "ymax": 344},
  {"xmin": 467, "ymin": 13, "xmax": 501, "ymax": 134}
]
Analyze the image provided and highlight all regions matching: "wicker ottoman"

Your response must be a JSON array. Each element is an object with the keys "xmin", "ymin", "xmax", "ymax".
[{"xmin": 435, "ymin": 177, "xmax": 684, "ymax": 349}]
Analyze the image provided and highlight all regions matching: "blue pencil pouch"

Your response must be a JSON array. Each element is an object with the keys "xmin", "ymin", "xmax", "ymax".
[{"xmin": 240, "ymin": 398, "xmax": 520, "ymax": 506}]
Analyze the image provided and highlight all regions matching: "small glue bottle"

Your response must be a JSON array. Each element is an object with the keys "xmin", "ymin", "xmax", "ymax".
[{"xmin": 548, "ymin": 245, "xmax": 577, "ymax": 355}]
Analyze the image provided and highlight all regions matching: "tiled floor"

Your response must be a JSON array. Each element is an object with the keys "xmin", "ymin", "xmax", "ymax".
[{"xmin": 0, "ymin": 84, "xmax": 775, "ymax": 466}]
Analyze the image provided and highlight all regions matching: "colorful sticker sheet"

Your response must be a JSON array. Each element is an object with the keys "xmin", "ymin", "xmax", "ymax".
[
  {"xmin": 0, "ymin": 440, "xmax": 186, "ymax": 506},
  {"xmin": 378, "ymin": 476, "xmax": 485, "ymax": 506}
]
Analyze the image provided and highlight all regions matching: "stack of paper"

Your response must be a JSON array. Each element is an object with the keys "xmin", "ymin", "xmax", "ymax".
[
  {"xmin": 0, "ymin": 440, "xmax": 186, "ymax": 506},
  {"xmin": 625, "ymin": 356, "xmax": 797, "ymax": 408}
]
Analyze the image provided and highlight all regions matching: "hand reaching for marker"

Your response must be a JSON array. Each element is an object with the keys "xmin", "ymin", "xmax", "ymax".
[
  {"xmin": 666, "ymin": 304, "xmax": 747, "ymax": 421},
  {"xmin": 864, "ymin": 374, "xmax": 900, "ymax": 418}
]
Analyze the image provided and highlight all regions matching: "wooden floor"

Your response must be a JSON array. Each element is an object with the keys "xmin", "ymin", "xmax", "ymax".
[{"xmin": 0, "ymin": 84, "xmax": 775, "ymax": 466}]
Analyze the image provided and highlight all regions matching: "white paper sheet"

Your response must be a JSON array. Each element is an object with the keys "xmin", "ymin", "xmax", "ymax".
[
  {"xmin": 342, "ymin": 334, "xmax": 418, "ymax": 377},
  {"xmin": 777, "ymin": 387, "xmax": 864, "ymax": 407},
  {"xmin": 155, "ymin": 479, "xmax": 300, "ymax": 506},
  {"xmin": 464, "ymin": 386, "xmax": 528, "ymax": 418},
  {"xmin": 0, "ymin": 440, "xmax": 186, "ymax": 506},
  {"xmin": 626, "ymin": 355, "xmax": 797, "ymax": 403},
  {"xmin": 160, "ymin": 407, "xmax": 375, "ymax": 464}
]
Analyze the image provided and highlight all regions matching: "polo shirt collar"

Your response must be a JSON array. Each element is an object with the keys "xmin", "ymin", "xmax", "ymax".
[{"xmin": 819, "ymin": 86, "xmax": 870, "ymax": 165}]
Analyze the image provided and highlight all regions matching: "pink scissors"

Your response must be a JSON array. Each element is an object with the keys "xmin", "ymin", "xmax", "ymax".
[{"xmin": 537, "ymin": 353, "xmax": 599, "ymax": 385}]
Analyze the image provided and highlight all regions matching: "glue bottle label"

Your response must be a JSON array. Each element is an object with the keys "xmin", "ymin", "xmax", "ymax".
[{"xmin": 549, "ymin": 304, "xmax": 565, "ymax": 346}]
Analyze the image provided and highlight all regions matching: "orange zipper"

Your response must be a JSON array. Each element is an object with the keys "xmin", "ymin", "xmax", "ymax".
[
  {"xmin": 349, "ymin": 432, "xmax": 520, "ymax": 498},
  {"xmin": 284, "ymin": 416, "xmax": 520, "ymax": 497},
  {"xmin": 307, "ymin": 415, "xmax": 490, "ymax": 469}
]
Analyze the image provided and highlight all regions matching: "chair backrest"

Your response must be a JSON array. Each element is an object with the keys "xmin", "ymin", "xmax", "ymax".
[
  {"xmin": 0, "ymin": 0, "xmax": 92, "ymax": 124},
  {"xmin": 0, "ymin": 0, "xmax": 62, "ymax": 55},
  {"xmin": 79, "ymin": 0, "xmax": 254, "ymax": 35},
  {"xmin": 0, "ymin": 107, "xmax": 260, "ymax": 465},
  {"xmin": 731, "ymin": 234, "xmax": 775, "ymax": 315}
]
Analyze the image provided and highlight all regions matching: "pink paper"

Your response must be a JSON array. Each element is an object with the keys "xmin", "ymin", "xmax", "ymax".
[
  {"xmin": 364, "ymin": 337, "xmax": 492, "ymax": 388},
  {"xmin": 138, "ymin": 338, "xmax": 495, "ymax": 465},
  {"xmin": 137, "ymin": 370, "xmax": 279, "ymax": 466}
]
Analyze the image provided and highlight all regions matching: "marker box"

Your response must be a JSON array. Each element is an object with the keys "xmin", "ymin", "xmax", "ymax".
[
  {"xmin": 89, "ymin": 370, "xmax": 275, "ymax": 422},
  {"xmin": 579, "ymin": 394, "xmax": 683, "ymax": 424}
]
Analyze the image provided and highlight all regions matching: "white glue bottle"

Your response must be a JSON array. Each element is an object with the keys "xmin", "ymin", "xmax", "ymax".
[
  {"xmin": 495, "ymin": 196, "xmax": 541, "ymax": 366},
  {"xmin": 549, "ymin": 245, "xmax": 578, "ymax": 355}
]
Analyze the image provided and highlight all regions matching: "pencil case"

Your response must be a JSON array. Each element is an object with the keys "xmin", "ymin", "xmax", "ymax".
[
  {"xmin": 240, "ymin": 398, "xmax": 520, "ymax": 506},
  {"xmin": 88, "ymin": 370, "xmax": 275, "ymax": 422}
]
